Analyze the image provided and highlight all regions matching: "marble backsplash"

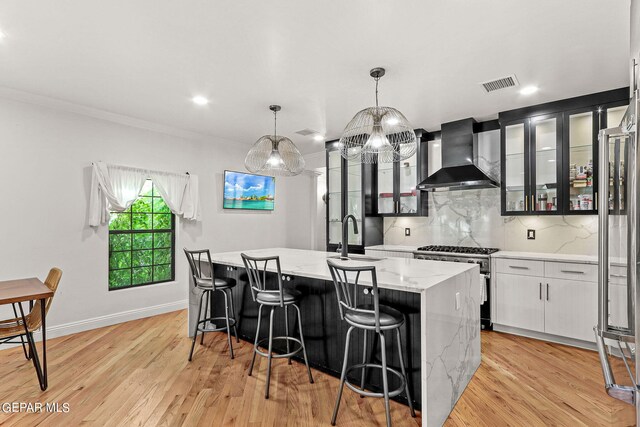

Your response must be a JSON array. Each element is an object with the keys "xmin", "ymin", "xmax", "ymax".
[{"xmin": 385, "ymin": 188, "xmax": 599, "ymax": 255}]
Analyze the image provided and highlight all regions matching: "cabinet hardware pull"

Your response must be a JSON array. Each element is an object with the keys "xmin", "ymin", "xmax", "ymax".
[
  {"xmin": 611, "ymin": 273, "xmax": 627, "ymax": 278},
  {"xmin": 509, "ymin": 265, "xmax": 529, "ymax": 270},
  {"xmin": 525, "ymin": 196, "xmax": 528, "ymax": 211},
  {"xmin": 560, "ymin": 270, "xmax": 585, "ymax": 274},
  {"xmin": 546, "ymin": 283, "xmax": 549, "ymax": 301},
  {"xmin": 595, "ymin": 192, "xmax": 598, "ymax": 209},
  {"xmin": 539, "ymin": 282, "xmax": 542, "ymax": 300},
  {"xmin": 531, "ymin": 195, "xmax": 535, "ymax": 211}
]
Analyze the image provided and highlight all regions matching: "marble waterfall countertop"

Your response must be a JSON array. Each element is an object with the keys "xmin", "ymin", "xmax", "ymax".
[{"xmin": 208, "ymin": 248, "xmax": 477, "ymax": 293}]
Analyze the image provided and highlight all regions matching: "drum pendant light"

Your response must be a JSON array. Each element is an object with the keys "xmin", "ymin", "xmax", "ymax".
[
  {"xmin": 245, "ymin": 105, "xmax": 305, "ymax": 176},
  {"xmin": 339, "ymin": 68, "xmax": 417, "ymax": 163}
]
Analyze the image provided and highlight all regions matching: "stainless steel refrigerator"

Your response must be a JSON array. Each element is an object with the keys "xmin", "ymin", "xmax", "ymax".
[{"xmin": 596, "ymin": 79, "xmax": 640, "ymax": 419}]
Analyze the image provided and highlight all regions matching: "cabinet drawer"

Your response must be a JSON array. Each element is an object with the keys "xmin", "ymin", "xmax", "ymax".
[
  {"xmin": 609, "ymin": 265, "xmax": 627, "ymax": 285},
  {"xmin": 495, "ymin": 258, "xmax": 544, "ymax": 277},
  {"xmin": 545, "ymin": 262, "xmax": 597, "ymax": 282}
]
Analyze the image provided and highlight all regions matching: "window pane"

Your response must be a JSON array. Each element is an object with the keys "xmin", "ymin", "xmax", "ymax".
[
  {"xmin": 132, "ymin": 250, "xmax": 153, "ymax": 267},
  {"xmin": 154, "ymin": 264, "xmax": 172, "ymax": 282},
  {"xmin": 132, "ymin": 267, "xmax": 152, "ymax": 285},
  {"xmin": 109, "ymin": 234, "xmax": 131, "ymax": 251},
  {"xmin": 110, "ymin": 251, "xmax": 131, "ymax": 269},
  {"xmin": 154, "ymin": 232, "xmax": 172, "ymax": 249},
  {"xmin": 132, "ymin": 213, "xmax": 152, "ymax": 230},
  {"xmin": 153, "ymin": 197, "xmax": 171, "ymax": 213},
  {"xmin": 109, "ymin": 213, "xmax": 131, "ymax": 230},
  {"xmin": 154, "ymin": 248, "xmax": 171, "ymax": 265},
  {"xmin": 153, "ymin": 214, "xmax": 172, "ymax": 230},
  {"xmin": 132, "ymin": 233, "xmax": 153, "ymax": 250},
  {"xmin": 140, "ymin": 180, "xmax": 153, "ymax": 197},
  {"xmin": 132, "ymin": 197, "xmax": 153, "ymax": 213},
  {"xmin": 109, "ymin": 270, "xmax": 131, "ymax": 289}
]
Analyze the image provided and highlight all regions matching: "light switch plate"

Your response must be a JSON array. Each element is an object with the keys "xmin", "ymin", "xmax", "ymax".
[
  {"xmin": 527, "ymin": 229, "xmax": 536, "ymax": 240},
  {"xmin": 455, "ymin": 292, "xmax": 461, "ymax": 310},
  {"xmin": 405, "ymin": 228, "xmax": 411, "ymax": 236}
]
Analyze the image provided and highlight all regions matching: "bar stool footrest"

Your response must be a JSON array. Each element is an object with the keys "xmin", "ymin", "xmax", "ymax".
[
  {"xmin": 344, "ymin": 363, "xmax": 406, "ymax": 398},
  {"xmin": 197, "ymin": 316, "xmax": 237, "ymax": 333},
  {"xmin": 255, "ymin": 336, "xmax": 304, "ymax": 359}
]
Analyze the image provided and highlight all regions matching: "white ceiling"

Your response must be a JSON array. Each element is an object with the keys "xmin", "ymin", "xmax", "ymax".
[{"xmin": 0, "ymin": 1, "xmax": 631, "ymax": 154}]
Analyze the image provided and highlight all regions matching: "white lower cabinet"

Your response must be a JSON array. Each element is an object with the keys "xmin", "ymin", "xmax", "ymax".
[
  {"xmin": 495, "ymin": 258, "xmax": 598, "ymax": 343},
  {"xmin": 544, "ymin": 278, "xmax": 597, "ymax": 342},
  {"xmin": 495, "ymin": 274, "xmax": 544, "ymax": 332}
]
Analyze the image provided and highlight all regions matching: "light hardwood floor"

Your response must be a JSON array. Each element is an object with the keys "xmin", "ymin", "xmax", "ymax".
[{"xmin": 0, "ymin": 310, "xmax": 634, "ymax": 426}]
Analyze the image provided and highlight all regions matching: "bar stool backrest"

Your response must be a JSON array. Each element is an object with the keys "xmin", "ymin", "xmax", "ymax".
[
  {"xmin": 184, "ymin": 248, "xmax": 216, "ymax": 288},
  {"xmin": 241, "ymin": 253, "xmax": 285, "ymax": 306},
  {"xmin": 327, "ymin": 259, "xmax": 381, "ymax": 332}
]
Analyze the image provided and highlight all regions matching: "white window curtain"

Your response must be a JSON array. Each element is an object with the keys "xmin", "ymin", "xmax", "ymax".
[{"xmin": 89, "ymin": 162, "xmax": 201, "ymax": 227}]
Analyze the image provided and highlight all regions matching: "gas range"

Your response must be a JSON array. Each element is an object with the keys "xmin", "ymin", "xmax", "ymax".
[
  {"xmin": 412, "ymin": 244, "xmax": 499, "ymax": 330},
  {"xmin": 413, "ymin": 245, "xmax": 499, "ymax": 274}
]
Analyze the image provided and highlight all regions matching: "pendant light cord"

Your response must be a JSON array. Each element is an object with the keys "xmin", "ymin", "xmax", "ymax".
[
  {"xmin": 374, "ymin": 76, "xmax": 380, "ymax": 108},
  {"xmin": 273, "ymin": 109, "xmax": 277, "ymax": 137}
]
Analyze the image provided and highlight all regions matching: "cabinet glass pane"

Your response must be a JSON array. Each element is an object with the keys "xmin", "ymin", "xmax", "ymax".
[
  {"xmin": 377, "ymin": 162, "xmax": 395, "ymax": 214},
  {"xmin": 533, "ymin": 117, "xmax": 558, "ymax": 212},
  {"xmin": 346, "ymin": 159, "xmax": 362, "ymax": 245},
  {"xmin": 504, "ymin": 124, "xmax": 526, "ymax": 211},
  {"xmin": 399, "ymin": 154, "xmax": 418, "ymax": 214},
  {"xmin": 327, "ymin": 151, "xmax": 342, "ymax": 245},
  {"xmin": 568, "ymin": 112, "xmax": 594, "ymax": 211},
  {"xmin": 607, "ymin": 105, "xmax": 627, "ymax": 128}
]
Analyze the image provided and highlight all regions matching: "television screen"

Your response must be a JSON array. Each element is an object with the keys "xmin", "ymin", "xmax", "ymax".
[{"xmin": 223, "ymin": 170, "xmax": 275, "ymax": 211}]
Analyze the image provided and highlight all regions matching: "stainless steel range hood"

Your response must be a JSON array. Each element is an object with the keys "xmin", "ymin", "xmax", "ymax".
[{"xmin": 417, "ymin": 118, "xmax": 499, "ymax": 191}]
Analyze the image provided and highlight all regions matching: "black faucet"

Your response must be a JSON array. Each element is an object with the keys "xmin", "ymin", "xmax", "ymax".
[{"xmin": 340, "ymin": 214, "xmax": 359, "ymax": 260}]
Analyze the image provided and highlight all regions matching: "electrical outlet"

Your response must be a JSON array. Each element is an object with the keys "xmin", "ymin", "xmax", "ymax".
[
  {"xmin": 405, "ymin": 228, "xmax": 411, "ymax": 236},
  {"xmin": 527, "ymin": 229, "xmax": 536, "ymax": 240},
  {"xmin": 455, "ymin": 292, "xmax": 461, "ymax": 310}
]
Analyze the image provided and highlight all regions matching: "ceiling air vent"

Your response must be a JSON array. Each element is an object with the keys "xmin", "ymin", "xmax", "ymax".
[
  {"xmin": 295, "ymin": 128, "xmax": 318, "ymax": 136},
  {"xmin": 480, "ymin": 75, "xmax": 519, "ymax": 93}
]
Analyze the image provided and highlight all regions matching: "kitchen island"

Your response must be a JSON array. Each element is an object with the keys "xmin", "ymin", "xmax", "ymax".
[{"xmin": 187, "ymin": 248, "xmax": 480, "ymax": 427}]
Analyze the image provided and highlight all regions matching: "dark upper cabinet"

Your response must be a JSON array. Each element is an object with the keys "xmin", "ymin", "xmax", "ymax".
[
  {"xmin": 374, "ymin": 129, "xmax": 429, "ymax": 217},
  {"xmin": 325, "ymin": 141, "xmax": 382, "ymax": 253},
  {"xmin": 500, "ymin": 88, "xmax": 629, "ymax": 216}
]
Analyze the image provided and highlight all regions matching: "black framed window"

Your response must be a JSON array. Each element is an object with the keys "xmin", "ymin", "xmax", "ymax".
[{"xmin": 108, "ymin": 180, "xmax": 175, "ymax": 290}]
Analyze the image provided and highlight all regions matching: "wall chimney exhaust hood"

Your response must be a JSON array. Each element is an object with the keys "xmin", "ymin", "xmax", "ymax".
[{"xmin": 417, "ymin": 118, "xmax": 499, "ymax": 191}]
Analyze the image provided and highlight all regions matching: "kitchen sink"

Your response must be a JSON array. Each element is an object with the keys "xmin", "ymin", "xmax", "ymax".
[{"xmin": 328, "ymin": 255, "xmax": 385, "ymax": 262}]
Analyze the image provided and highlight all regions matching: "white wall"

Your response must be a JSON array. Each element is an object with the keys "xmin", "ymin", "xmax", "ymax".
[{"xmin": 0, "ymin": 97, "xmax": 313, "ymax": 337}]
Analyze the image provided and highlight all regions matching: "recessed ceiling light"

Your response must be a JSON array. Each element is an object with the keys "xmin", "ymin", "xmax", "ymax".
[
  {"xmin": 192, "ymin": 95, "xmax": 209, "ymax": 106},
  {"xmin": 313, "ymin": 134, "xmax": 325, "ymax": 141},
  {"xmin": 0, "ymin": 30, "xmax": 6, "ymax": 40},
  {"xmin": 520, "ymin": 86, "xmax": 539, "ymax": 96}
]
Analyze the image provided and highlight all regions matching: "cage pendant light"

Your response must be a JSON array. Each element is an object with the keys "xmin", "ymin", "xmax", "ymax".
[
  {"xmin": 339, "ymin": 68, "xmax": 417, "ymax": 163},
  {"xmin": 245, "ymin": 105, "xmax": 305, "ymax": 176}
]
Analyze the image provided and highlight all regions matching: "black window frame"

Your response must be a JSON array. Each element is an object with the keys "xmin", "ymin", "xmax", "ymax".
[{"xmin": 108, "ymin": 180, "xmax": 176, "ymax": 291}]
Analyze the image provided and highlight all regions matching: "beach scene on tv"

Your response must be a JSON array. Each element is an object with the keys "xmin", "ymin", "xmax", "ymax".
[{"xmin": 223, "ymin": 171, "xmax": 275, "ymax": 210}]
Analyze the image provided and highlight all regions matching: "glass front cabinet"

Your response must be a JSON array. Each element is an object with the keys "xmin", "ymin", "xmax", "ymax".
[
  {"xmin": 501, "ymin": 114, "xmax": 562, "ymax": 215},
  {"xmin": 500, "ymin": 89, "xmax": 629, "ymax": 216},
  {"xmin": 325, "ymin": 141, "xmax": 383, "ymax": 253},
  {"xmin": 375, "ymin": 129, "xmax": 429, "ymax": 217}
]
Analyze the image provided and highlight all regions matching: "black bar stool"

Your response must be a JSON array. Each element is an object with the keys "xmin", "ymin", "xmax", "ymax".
[
  {"xmin": 327, "ymin": 259, "xmax": 415, "ymax": 427},
  {"xmin": 185, "ymin": 249, "xmax": 239, "ymax": 361},
  {"xmin": 241, "ymin": 253, "xmax": 314, "ymax": 399}
]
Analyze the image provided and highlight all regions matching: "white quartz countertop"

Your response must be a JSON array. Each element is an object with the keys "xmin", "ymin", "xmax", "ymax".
[
  {"xmin": 208, "ymin": 248, "xmax": 478, "ymax": 293},
  {"xmin": 493, "ymin": 250, "xmax": 599, "ymax": 265},
  {"xmin": 365, "ymin": 245, "xmax": 418, "ymax": 253}
]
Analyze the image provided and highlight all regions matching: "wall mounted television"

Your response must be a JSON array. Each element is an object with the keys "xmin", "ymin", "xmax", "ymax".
[{"xmin": 223, "ymin": 170, "xmax": 275, "ymax": 211}]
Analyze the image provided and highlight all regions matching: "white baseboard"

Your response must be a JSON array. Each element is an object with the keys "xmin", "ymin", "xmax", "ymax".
[
  {"xmin": 493, "ymin": 324, "xmax": 597, "ymax": 351},
  {"xmin": 3, "ymin": 300, "xmax": 188, "ymax": 348}
]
